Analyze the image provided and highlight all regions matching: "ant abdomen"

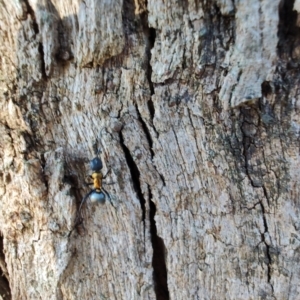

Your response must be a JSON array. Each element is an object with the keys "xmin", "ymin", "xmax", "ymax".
[{"xmin": 90, "ymin": 191, "xmax": 105, "ymax": 204}]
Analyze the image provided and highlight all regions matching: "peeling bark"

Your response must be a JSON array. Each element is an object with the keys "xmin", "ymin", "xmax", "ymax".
[{"xmin": 1, "ymin": 0, "xmax": 300, "ymax": 299}]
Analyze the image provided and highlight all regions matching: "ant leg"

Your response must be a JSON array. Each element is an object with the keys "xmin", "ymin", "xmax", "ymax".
[
  {"xmin": 82, "ymin": 175, "xmax": 93, "ymax": 188},
  {"xmin": 103, "ymin": 181, "xmax": 115, "ymax": 185},
  {"xmin": 103, "ymin": 168, "xmax": 111, "ymax": 179},
  {"xmin": 102, "ymin": 187, "xmax": 116, "ymax": 209},
  {"xmin": 75, "ymin": 190, "xmax": 94, "ymax": 226},
  {"xmin": 93, "ymin": 128, "xmax": 106, "ymax": 155},
  {"xmin": 97, "ymin": 148, "xmax": 102, "ymax": 156}
]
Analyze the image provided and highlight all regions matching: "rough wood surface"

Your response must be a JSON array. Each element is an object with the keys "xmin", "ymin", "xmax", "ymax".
[{"xmin": 0, "ymin": 0, "xmax": 300, "ymax": 299}]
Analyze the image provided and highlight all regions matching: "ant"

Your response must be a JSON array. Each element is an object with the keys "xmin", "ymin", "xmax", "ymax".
[{"xmin": 74, "ymin": 148, "xmax": 115, "ymax": 227}]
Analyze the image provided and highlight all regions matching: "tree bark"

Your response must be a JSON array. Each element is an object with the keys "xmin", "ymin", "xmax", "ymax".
[{"xmin": 0, "ymin": 0, "xmax": 300, "ymax": 299}]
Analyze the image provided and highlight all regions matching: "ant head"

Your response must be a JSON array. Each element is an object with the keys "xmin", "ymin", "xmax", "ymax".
[{"xmin": 90, "ymin": 157, "xmax": 103, "ymax": 172}]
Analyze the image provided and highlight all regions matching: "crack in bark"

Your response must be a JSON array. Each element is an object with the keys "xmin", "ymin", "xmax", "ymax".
[
  {"xmin": 239, "ymin": 107, "xmax": 274, "ymax": 294},
  {"xmin": 141, "ymin": 7, "xmax": 159, "ymax": 137},
  {"xmin": 148, "ymin": 186, "xmax": 170, "ymax": 300},
  {"xmin": 23, "ymin": 0, "xmax": 39, "ymax": 34},
  {"xmin": 146, "ymin": 27, "xmax": 156, "ymax": 96},
  {"xmin": 135, "ymin": 104, "xmax": 154, "ymax": 157},
  {"xmin": 147, "ymin": 99, "xmax": 155, "ymax": 120},
  {"xmin": 118, "ymin": 130, "xmax": 146, "ymax": 231},
  {"xmin": 38, "ymin": 42, "xmax": 47, "ymax": 80},
  {"xmin": 119, "ymin": 131, "xmax": 169, "ymax": 300},
  {"xmin": 0, "ymin": 235, "xmax": 11, "ymax": 300},
  {"xmin": 278, "ymin": 0, "xmax": 299, "ymax": 59},
  {"xmin": 259, "ymin": 201, "xmax": 273, "ymax": 287},
  {"xmin": 119, "ymin": 107, "xmax": 169, "ymax": 299},
  {"xmin": 23, "ymin": 0, "xmax": 47, "ymax": 79},
  {"xmin": 133, "ymin": 100, "xmax": 169, "ymax": 298},
  {"xmin": 135, "ymin": 104, "xmax": 166, "ymax": 186},
  {"xmin": 40, "ymin": 152, "xmax": 49, "ymax": 195}
]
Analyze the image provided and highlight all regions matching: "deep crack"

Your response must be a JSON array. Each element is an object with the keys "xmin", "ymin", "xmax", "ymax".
[
  {"xmin": 135, "ymin": 104, "xmax": 166, "ymax": 187},
  {"xmin": 146, "ymin": 27, "xmax": 156, "ymax": 96},
  {"xmin": 119, "ymin": 130, "xmax": 146, "ymax": 228},
  {"xmin": 22, "ymin": 0, "xmax": 47, "ymax": 79},
  {"xmin": 135, "ymin": 104, "xmax": 154, "ymax": 157},
  {"xmin": 38, "ymin": 42, "xmax": 47, "ymax": 79},
  {"xmin": 147, "ymin": 99, "xmax": 155, "ymax": 120},
  {"xmin": 141, "ymin": 9, "xmax": 156, "ymax": 96},
  {"xmin": 119, "ymin": 115, "xmax": 169, "ymax": 299},
  {"xmin": 23, "ymin": 0, "xmax": 39, "ymax": 34},
  {"xmin": 141, "ymin": 10, "xmax": 158, "ymax": 135},
  {"xmin": 0, "ymin": 235, "xmax": 11, "ymax": 300},
  {"xmin": 278, "ymin": 0, "xmax": 299, "ymax": 58},
  {"xmin": 134, "ymin": 16, "xmax": 170, "ymax": 291},
  {"xmin": 149, "ymin": 186, "xmax": 170, "ymax": 300},
  {"xmin": 122, "ymin": 6, "xmax": 169, "ymax": 299},
  {"xmin": 259, "ymin": 201, "xmax": 273, "ymax": 289}
]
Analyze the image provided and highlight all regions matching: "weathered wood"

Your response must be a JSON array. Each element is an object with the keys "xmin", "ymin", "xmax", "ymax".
[{"xmin": 0, "ymin": 0, "xmax": 300, "ymax": 299}]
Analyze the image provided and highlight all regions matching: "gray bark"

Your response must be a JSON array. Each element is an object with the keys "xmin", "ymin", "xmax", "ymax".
[{"xmin": 0, "ymin": 0, "xmax": 300, "ymax": 299}]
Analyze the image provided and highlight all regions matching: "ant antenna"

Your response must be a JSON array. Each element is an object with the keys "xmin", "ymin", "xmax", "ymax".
[
  {"xmin": 92, "ymin": 140, "xmax": 102, "ymax": 157},
  {"xmin": 92, "ymin": 142, "xmax": 98, "ymax": 156},
  {"xmin": 93, "ymin": 128, "xmax": 107, "ymax": 156}
]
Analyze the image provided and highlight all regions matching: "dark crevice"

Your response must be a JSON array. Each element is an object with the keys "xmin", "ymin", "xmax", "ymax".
[
  {"xmin": 122, "ymin": 0, "xmax": 138, "ymax": 37},
  {"xmin": 156, "ymin": 171, "xmax": 166, "ymax": 187},
  {"xmin": 147, "ymin": 99, "xmax": 155, "ymax": 120},
  {"xmin": 135, "ymin": 104, "xmax": 154, "ymax": 157},
  {"xmin": 19, "ymin": 131, "xmax": 35, "ymax": 157},
  {"xmin": 23, "ymin": 0, "xmax": 47, "ymax": 79},
  {"xmin": 141, "ymin": 10, "xmax": 156, "ymax": 96},
  {"xmin": 56, "ymin": 20, "xmax": 73, "ymax": 63},
  {"xmin": 38, "ymin": 43, "xmax": 47, "ymax": 79},
  {"xmin": 240, "ymin": 107, "xmax": 262, "ymax": 188},
  {"xmin": 140, "ymin": 7, "xmax": 159, "ymax": 138},
  {"xmin": 119, "ymin": 130, "xmax": 146, "ymax": 226},
  {"xmin": 23, "ymin": 0, "xmax": 39, "ymax": 34},
  {"xmin": 261, "ymin": 81, "xmax": 272, "ymax": 98},
  {"xmin": 149, "ymin": 186, "xmax": 170, "ymax": 300},
  {"xmin": 260, "ymin": 202, "xmax": 269, "ymax": 240},
  {"xmin": 147, "ymin": 99, "xmax": 159, "ymax": 137},
  {"xmin": 262, "ymin": 185, "xmax": 270, "ymax": 207},
  {"xmin": 135, "ymin": 104, "xmax": 165, "ymax": 186},
  {"xmin": 147, "ymin": 27, "xmax": 156, "ymax": 96},
  {"xmin": 116, "ymin": 4, "xmax": 166, "ymax": 299},
  {"xmin": 40, "ymin": 153, "xmax": 49, "ymax": 194},
  {"xmin": 277, "ymin": 0, "xmax": 300, "ymax": 70},
  {"xmin": 278, "ymin": 0, "xmax": 298, "ymax": 58},
  {"xmin": 259, "ymin": 201, "xmax": 273, "ymax": 289},
  {"xmin": 0, "ymin": 235, "xmax": 11, "ymax": 300},
  {"xmin": 119, "ymin": 115, "xmax": 168, "ymax": 299}
]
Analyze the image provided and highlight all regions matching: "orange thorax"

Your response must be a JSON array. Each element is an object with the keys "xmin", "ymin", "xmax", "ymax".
[{"xmin": 92, "ymin": 172, "xmax": 103, "ymax": 190}]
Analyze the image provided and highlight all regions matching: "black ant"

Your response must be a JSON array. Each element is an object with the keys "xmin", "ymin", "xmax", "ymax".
[{"xmin": 74, "ymin": 149, "xmax": 114, "ymax": 227}]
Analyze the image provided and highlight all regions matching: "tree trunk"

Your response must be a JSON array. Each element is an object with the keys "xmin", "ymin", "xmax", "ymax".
[{"xmin": 0, "ymin": 0, "xmax": 300, "ymax": 299}]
